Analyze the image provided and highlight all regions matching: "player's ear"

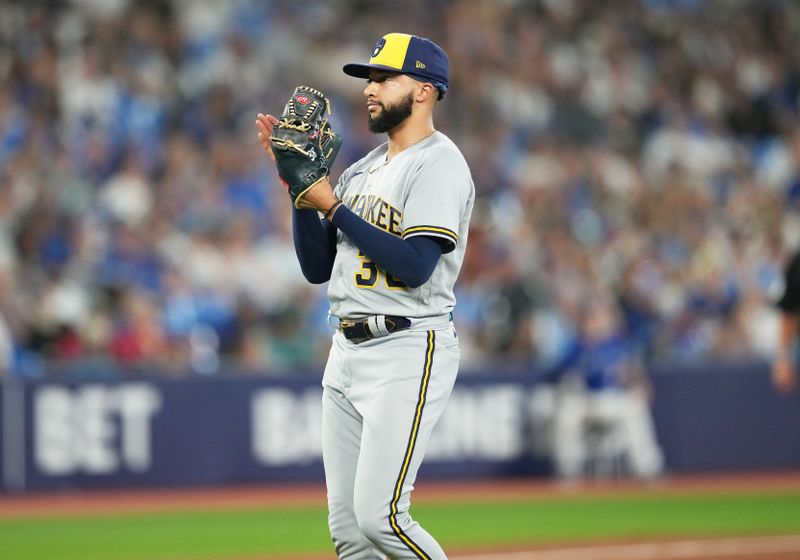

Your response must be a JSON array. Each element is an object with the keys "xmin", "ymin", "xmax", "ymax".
[{"xmin": 415, "ymin": 83, "xmax": 435, "ymax": 104}]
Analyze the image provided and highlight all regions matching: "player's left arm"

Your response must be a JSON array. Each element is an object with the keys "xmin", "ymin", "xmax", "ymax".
[
  {"xmin": 330, "ymin": 206, "xmax": 443, "ymax": 288},
  {"xmin": 286, "ymin": 170, "xmax": 443, "ymax": 287},
  {"xmin": 327, "ymin": 145, "xmax": 471, "ymax": 287}
]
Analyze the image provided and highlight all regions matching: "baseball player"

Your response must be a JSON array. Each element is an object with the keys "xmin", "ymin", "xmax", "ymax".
[
  {"xmin": 773, "ymin": 250, "xmax": 800, "ymax": 393},
  {"xmin": 255, "ymin": 33, "xmax": 474, "ymax": 559}
]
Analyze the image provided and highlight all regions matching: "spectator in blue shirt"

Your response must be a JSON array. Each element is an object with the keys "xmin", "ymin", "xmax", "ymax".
[{"xmin": 552, "ymin": 296, "xmax": 664, "ymax": 480}]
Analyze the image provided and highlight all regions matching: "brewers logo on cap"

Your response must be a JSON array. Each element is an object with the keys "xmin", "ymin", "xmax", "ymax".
[{"xmin": 372, "ymin": 38, "xmax": 386, "ymax": 58}]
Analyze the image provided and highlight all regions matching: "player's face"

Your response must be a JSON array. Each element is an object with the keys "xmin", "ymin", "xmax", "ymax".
[{"xmin": 364, "ymin": 71, "xmax": 416, "ymax": 133}]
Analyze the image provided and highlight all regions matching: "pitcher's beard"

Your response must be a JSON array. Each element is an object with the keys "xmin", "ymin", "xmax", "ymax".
[{"xmin": 368, "ymin": 92, "xmax": 414, "ymax": 133}]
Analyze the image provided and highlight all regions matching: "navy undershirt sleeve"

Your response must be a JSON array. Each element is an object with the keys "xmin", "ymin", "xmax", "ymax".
[
  {"xmin": 292, "ymin": 206, "xmax": 444, "ymax": 288},
  {"xmin": 292, "ymin": 208, "xmax": 337, "ymax": 284},
  {"xmin": 331, "ymin": 205, "xmax": 443, "ymax": 288}
]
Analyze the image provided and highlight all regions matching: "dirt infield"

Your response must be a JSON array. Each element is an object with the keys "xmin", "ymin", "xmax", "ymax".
[
  {"xmin": 451, "ymin": 535, "xmax": 800, "ymax": 559},
  {"xmin": 1, "ymin": 471, "xmax": 799, "ymax": 559},
  {"xmin": 238, "ymin": 535, "xmax": 800, "ymax": 560},
  {"xmin": 2, "ymin": 470, "xmax": 799, "ymax": 519},
  {"xmin": 263, "ymin": 535, "xmax": 800, "ymax": 560}
]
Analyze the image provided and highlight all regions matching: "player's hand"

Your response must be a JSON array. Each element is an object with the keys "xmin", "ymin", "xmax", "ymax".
[
  {"xmin": 300, "ymin": 177, "xmax": 339, "ymax": 214},
  {"xmin": 255, "ymin": 113, "xmax": 279, "ymax": 162},
  {"xmin": 771, "ymin": 356, "xmax": 796, "ymax": 393}
]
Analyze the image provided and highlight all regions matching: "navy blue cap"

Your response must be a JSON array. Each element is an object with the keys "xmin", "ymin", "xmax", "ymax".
[{"xmin": 343, "ymin": 33, "xmax": 450, "ymax": 92}]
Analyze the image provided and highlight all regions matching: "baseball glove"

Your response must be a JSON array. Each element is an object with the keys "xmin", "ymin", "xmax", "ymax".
[{"xmin": 270, "ymin": 86, "xmax": 342, "ymax": 209}]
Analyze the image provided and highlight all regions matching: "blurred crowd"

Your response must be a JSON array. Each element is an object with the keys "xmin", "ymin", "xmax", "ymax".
[{"xmin": 0, "ymin": 0, "xmax": 798, "ymax": 377}]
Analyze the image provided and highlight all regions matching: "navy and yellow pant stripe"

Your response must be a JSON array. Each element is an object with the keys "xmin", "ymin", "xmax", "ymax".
[{"xmin": 387, "ymin": 330, "xmax": 435, "ymax": 559}]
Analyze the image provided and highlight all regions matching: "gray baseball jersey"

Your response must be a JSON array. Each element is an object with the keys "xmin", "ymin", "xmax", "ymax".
[{"xmin": 327, "ymin": 131, "xmax": 474, "ymax": 320}]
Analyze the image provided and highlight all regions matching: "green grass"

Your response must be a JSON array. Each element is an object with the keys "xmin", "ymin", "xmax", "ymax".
[
  {"xmin": 1, "ymin": 491, "xmax": 799, "ymax": 559},
  {"xmin": 420, "ymin": 493, "xmax": 800, "ymax": 546},
  {"xmin": 0, "ymin": 507, "xmax": 331, "ymax": 560}
]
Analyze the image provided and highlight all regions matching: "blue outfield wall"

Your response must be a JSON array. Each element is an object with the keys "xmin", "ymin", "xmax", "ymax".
[
  {"xmin": 649, "ymin": 360, "xmax": 800, "ymax": 472},
  {"xmin": 1, "ymin": 360, "xmax": 799, "ymax": 492}
]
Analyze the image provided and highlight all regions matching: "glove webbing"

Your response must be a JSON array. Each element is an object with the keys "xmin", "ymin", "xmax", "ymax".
[
  {"xmin": 271, "ymin": 137, "xmax": 314, "ymax": 157},
  {"xmin": 277, "ymin": 120, "xmax": 312, "ymax": 132}
]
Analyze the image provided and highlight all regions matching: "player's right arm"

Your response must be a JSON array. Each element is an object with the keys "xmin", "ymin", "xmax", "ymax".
[{"xmin": 292, "ymin": 208, "xmax": 337, "ymax": 284}]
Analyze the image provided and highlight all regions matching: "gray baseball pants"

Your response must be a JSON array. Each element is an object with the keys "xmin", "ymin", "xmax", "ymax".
[{"xmin": 322, "ymin": 325, "xmax": 459, "ymax": 559}]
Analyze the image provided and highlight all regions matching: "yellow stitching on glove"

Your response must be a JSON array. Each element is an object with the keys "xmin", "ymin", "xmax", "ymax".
[
  {"xmin": 276, "ymin": 120, "xmax": 312, "ymax": 132},
  {"xmin": 270, "ymin": 138, "xmax": 312, "ymax": 157},
  {"xmin": 297, "ymin": 85, "xmax": 325, "ymax": 98}
]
